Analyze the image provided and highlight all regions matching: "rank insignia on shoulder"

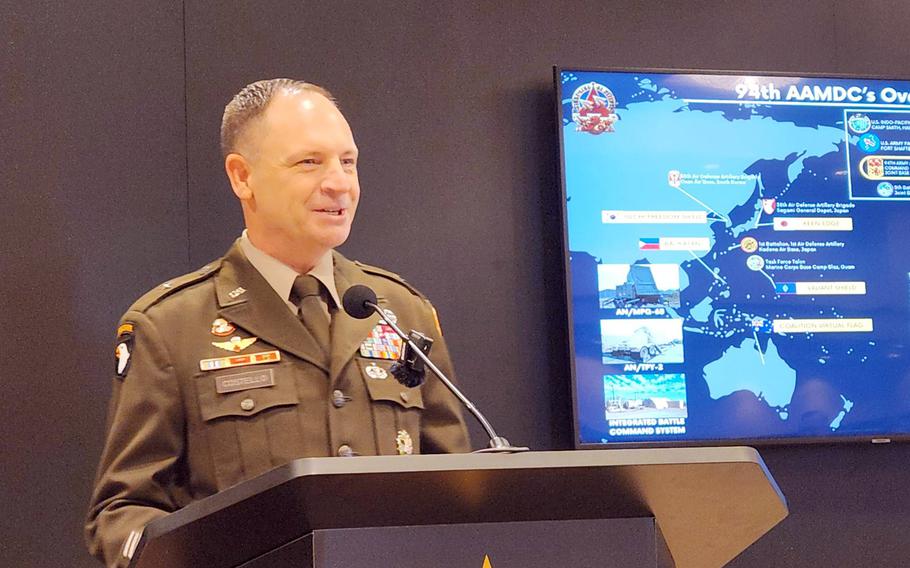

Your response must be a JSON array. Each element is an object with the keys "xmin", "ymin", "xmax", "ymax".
[
  {"xmin": 114, "ymin": 322, "xmax": 136, "ymax": 380},
  {"xmin": 212, "ymin": 336, "xmax": 258, "ymax": 353},
  {"xmin": 359, "ymin": 322, "xmax": 403, "ymax": 359},
  {"xmin": 396, "ymin": 429, "xmax": 413, "ymax": 455},
  {"xmin": 211, "ymin": 318, "xmax": 236, "ymax": 337}
]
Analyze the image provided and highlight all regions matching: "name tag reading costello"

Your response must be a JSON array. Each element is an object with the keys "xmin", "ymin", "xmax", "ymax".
[{"xmin": 215, "ymin": 368, "xmax": 276, "ymax": 394}]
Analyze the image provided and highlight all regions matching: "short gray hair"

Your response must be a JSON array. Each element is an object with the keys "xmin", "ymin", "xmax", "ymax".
[{"xmin": 220, "ymin": 78, "xmax": 336, "ymax": 157}]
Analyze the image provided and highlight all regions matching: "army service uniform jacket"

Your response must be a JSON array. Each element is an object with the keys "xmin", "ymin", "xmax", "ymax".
[{"xmin": 85, "ymin": 242, "xmax": 470, "ymax": 567}]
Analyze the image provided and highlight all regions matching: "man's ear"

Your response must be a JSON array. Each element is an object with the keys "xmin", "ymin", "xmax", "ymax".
[{"xmin": 225, "ymin": 153, "xmax": 254, "ymax": 201}]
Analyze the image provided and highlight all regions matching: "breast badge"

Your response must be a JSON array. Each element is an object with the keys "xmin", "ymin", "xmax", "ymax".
[
  {"xmin": 364, "ymin": 363, "xmax": 388, "ymax": 380},
  {"xmin": 212, "ymin": 335, "xmax": 258, "ymax": 353},
  {"xmin": 211, "ymin": 318, "xmax": 236, "ymax": 337}
]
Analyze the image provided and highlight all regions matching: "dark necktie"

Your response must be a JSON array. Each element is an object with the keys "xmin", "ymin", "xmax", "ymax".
[{"xmin": 290, "ymin": 274, "xmax": 331, "ymax": 350}]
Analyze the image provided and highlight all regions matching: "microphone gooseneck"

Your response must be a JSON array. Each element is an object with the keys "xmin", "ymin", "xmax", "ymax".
[{"xmin": 340, "ymin": 285, "xmax": 527, "ymax": 453}]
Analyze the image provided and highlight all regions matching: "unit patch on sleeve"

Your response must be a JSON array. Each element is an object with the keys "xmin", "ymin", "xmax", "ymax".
[{"xmin": 114, "ymin": 322, "xmax": 135, "ymax": 380}]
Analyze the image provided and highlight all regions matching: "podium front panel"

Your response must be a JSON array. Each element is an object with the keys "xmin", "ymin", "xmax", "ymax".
[{"xmin": 238, "ymin": 519, "xmax": 673, "ymax": 568}]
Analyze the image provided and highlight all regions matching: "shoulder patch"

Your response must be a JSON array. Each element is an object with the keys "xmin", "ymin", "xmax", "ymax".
[
  {"xmin": 130, "ymin": 261, "xmax": 220, "ymax": 313},
  {"xmin": 354, "ymin": 260, "xmax": 427, "ymax": 301},
  {"xmin": 114, "ymin": 321, "xmax": 135, "ymax": 380}
]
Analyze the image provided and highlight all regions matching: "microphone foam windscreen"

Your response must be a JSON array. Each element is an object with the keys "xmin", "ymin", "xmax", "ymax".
[{"xmin": 342, "ymin": 284, "xmax": 378, "ymax": 319}]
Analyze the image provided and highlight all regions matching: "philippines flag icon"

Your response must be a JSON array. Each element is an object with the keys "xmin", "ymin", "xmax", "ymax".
[
  {"xmin": 639, "ymin": 238, "xmax": 660, "ymax": 250},
  {"xmin": 751, "ymin": 317, "xmax": 773, "ymax": 334},
  {"xmin": 775, "ymin": 282, "xmax": 796, "ymax": 294}
]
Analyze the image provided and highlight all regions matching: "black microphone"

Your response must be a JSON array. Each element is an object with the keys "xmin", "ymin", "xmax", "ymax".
[
  {"xmin": 341, "ymin": 284, "xmax": 527, "ymax": 453},
  {"xmin": 342, "ymin": 285, "xmax": 377, "ymax": 320}
]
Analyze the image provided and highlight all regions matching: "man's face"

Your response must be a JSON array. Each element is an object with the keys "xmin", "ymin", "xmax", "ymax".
[{"xmin": 239, "ymin": 91, "xmax": 360, "ymax": 259}]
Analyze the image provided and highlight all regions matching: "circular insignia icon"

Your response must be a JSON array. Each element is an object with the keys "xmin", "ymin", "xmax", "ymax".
[
  {"xmin": 858, "ymin": 133, "xmax": 880, "ymax": 153},
  {"xmin": 365, "ymin": 363, "xmax": 388, "ymax": 380},
  {"xmin": 847, "ymin": 113, "xmax": 871, "ymax": 134},
  {"xmin": 740, "ymin": 237, "xmax": 759, "ymax": 253},
  {"xmin": 746, "ymin": 255, "xmax": 765, "ymax": 271},
  {"xmin": 877, "ymin": 181, "xmax": 895, "ymax": 197},
  {"xmin": 211, "ymin": 318, "xmax": 236, "ymax": 337},
  {"xmin": 571, "ymin": 82, "xmax": 618, "ymax": 135}
]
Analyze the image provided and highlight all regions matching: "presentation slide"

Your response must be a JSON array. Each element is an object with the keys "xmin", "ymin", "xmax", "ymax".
[{"xmin": 558, "ymin": 68, "xmax": 910, "ymax": 445}]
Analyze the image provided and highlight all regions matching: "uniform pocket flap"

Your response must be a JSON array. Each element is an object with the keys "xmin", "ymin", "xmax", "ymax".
[
  {"xmin": 196, "ymin": 367, "xmax": 299, "ymax": 421},
  {"xmin": 358, "ymin": 359, "xmax": 425, "ymax": 409}
]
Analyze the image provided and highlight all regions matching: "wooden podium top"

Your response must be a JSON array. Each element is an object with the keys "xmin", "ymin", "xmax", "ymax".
[{"xmin": 134, "ymin": 447, "xmax": 787, "ymax": 568}]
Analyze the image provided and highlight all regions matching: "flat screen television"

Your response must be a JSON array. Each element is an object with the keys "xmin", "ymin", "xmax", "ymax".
[{"xmin": 555, "ymin": 67, "xmax": 910, "ymax": 447}]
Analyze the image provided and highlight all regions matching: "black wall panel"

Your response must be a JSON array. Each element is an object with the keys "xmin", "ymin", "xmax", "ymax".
[
  {"xmin": 1, "ymin": 2, "xmax": 187, "ymax": 566},
  {"xmin": 4, "ymin": 0, "xmax": 910, "ymax": 565}
]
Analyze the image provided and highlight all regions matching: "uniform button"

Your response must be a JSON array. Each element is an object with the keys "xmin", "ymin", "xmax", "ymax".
[
  {"xmin": 240, "ymin": 398, "xmax": 255, "ymax": 411},
  {"xmin": 332, "ymin": 389, "xmax": 347, "ymax": 408},
  {"xmin": 400, "ymin": 391, "xmax": 410, "ymax": 403},
  {"xmin": 337, "ymin": 444, "xmax": 354, "ymax": 457}
]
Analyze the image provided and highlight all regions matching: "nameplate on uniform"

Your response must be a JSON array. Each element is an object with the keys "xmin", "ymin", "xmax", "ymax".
[
  {"xmin": 199, "ymin": 350, "xmax": 281, "ymax": 372},
  {"xmin": 214, "ymin": 368, "xmax": 275, "ymax": 393}
]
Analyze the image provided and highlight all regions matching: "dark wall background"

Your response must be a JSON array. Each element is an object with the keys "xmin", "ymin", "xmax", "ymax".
[{"xmin": 3, "ymin": 1, "xmax": 910, "ymax": 566}]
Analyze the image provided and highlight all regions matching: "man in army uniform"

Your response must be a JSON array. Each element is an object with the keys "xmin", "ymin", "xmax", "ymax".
[{"xmin": 85, "ymin": 79, "xmax": 471, "ymax": 567}]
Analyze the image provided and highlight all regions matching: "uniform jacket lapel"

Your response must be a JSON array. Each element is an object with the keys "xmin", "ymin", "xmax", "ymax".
[
  {"xmin": 330, "ymin": 252, "xmax": 385, "ymax": 382},
  {"xmin": 214, "ymin": 242, "xmax": 329, "ymax": 372}
]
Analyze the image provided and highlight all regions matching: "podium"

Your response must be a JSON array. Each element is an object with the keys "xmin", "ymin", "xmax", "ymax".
[{"xmin": 129, "ymin": 447, "xmax": 787, "ymax": 568}]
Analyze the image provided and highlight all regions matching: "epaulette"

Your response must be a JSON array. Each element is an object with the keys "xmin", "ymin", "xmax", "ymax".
[
  {"xmin": 354, "ymin": 260, "xmax": 428, "ymax": 301},
  {"xmin": 129, "ymin": 261, "xmax": 220, "ymax": 313}
]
